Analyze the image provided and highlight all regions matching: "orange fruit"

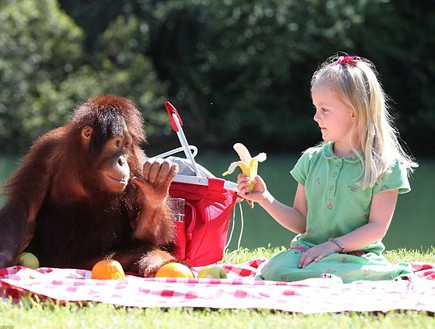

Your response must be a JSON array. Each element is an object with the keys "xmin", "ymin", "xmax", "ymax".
[
  {"xmin": 155, "ymin": 262, "xmax": 194, "ymax": 278},
  {"xmin": 91, "ymin": 259, "xmax": 126, "ymax": 280}
]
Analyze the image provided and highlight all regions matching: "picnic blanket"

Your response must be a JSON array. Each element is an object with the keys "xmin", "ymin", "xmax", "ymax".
[{"xmin": 1, "ymin": 258, "xmax": 434, "ymax": 314}]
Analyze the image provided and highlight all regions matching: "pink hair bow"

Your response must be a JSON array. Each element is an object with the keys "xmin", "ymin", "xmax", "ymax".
[{"xmin": 336, "ymin": 55, "xmax": 361, "ymax": 65}]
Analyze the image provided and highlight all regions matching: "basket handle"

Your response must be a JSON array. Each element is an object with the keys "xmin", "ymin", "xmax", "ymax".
[
  {"xmin": 165, "ymin": 101, "xmax": 204, "ymax": 177},
  {"xmin": 185, "ymin": 201, "xmax": 197, "ymax": 241},
  {"xmin": 154, "ymin": 145, "xmax": 198, "ymax": 159}
]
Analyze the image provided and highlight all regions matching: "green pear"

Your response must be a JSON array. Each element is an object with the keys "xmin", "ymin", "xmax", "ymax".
[
  {"xmin": 197, "ymin": 264, "xmax": 227, "ymax": 279},
  {"xmin": 16, "ymin": 252, "xmax": 40, "ymax": 269}
]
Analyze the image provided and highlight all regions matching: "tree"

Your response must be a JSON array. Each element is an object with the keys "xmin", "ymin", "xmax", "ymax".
[
  {"xmin": 0, "ymin": 0, "xmax": 167, "ymax": 152},
  {"xmin": 0, "ymin": 0, "xmax": 83, "ymax": 151},
  {"xmin": 2, "ymin": 0, "xmax": 434, "ymax": 154},
  {"xmin": 145, "ymin": 0, "xmax": 380, "ymax": 150}
]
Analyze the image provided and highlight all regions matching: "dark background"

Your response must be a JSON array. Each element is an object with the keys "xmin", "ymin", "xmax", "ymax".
[{"xmin": 1, "ymin": 0, "xmax": 433, "ymax": 156}]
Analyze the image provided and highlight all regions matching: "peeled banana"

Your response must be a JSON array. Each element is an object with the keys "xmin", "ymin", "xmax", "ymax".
[{"xmin": 223, "ymin": 143, "xmax": 267, "ymax": 207}]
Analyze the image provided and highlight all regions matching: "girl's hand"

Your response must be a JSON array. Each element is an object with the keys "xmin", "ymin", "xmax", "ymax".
[
  {"xmin": 298, "ymin": 240, "xmax": 340, "ymax": 268},
  {"xmin": 237, "ymin": 173, "xmax": 269, "ymax": 205}
]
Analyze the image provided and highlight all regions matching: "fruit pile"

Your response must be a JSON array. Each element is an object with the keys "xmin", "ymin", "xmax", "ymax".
[
  {"xmin": 90, "ymin": 261, "xmax": 227, "ymax": 280},
  {"xmin": 15, "ymin": 253, "xmax": 228, "ymax": 280}
]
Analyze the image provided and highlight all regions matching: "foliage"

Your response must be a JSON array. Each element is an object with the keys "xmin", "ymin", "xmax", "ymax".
[
  {"xmin": 90, "ymin": 14, "xmax": 170, "ymax": 137},
  {"xmin": 0, "ymin": 0, "xmax": 434, "ymax": 154},
  {"xmin": 0, "ymin": 0, "xmax": 167, "ymax": 153},
  {"xmin": 0, "ymin": 0, "xmax": 83, "ymax": 151},
  {"xmin": 144, "ymin": 0, "xmax": 372, "ymax": 149},
  {"xmin": 141, "ymin": 0, "xmax": 435, "ymax": 153}
]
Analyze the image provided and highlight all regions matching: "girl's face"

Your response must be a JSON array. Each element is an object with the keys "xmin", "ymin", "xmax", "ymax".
[{"xmin": 312, "ymin": 82, "xmax": 356, "ymax": 155}]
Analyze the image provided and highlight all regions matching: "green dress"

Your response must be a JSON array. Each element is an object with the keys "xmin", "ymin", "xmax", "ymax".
[{"xmin": 259, "ymin": 142, "xmax": 413, "ymax": 283}]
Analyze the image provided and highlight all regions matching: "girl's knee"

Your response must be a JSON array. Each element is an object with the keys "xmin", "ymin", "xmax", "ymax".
[{"xmin": 260, "ymin": 250, "xmax": 301, "ymax": 281}]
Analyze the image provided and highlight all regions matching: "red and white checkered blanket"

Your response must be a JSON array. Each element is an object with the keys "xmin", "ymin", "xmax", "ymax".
[{"xmin": 1, "ymin": 259, "xmax": 434, "ymax": 313}]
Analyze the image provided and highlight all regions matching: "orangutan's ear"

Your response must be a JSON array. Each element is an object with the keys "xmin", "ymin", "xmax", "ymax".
[{"xmin": 81, "ymin": 126, "xmax": 93, "ymax": 141}]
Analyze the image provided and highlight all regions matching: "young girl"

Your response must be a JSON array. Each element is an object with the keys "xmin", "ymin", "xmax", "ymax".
[{"xmin": 237, "ymin": 54, "xmax": 417, "ymax": 283}]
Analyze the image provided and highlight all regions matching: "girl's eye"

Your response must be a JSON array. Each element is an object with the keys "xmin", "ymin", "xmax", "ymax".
[{"xmin": 115, "ymin": 140, "xmax": 121, "ymax": 148}]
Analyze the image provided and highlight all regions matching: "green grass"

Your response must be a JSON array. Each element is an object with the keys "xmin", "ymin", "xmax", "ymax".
[{"xmin": 1, "ymin": 247, "xmax": 434, "ymax": 329}]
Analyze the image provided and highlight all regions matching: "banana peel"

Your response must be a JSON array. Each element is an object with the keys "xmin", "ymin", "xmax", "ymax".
[{"xmin": 223, "ymin": 143, "xmax": 267, "ymax": 208}]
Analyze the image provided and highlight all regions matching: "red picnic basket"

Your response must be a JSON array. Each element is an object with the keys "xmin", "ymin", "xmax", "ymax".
[{"xmin": 158, "ymin": 101, "xmax": 240, "ymax": 266}]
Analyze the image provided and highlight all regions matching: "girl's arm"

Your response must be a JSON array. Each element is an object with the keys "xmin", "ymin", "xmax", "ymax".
[
  {"xmin": 298, "ymin": 189, "xmax": 399, "ymax": 268},
  {"xmin": 238, "ymin": 175, "xmax": 307, "ymax": 234}
]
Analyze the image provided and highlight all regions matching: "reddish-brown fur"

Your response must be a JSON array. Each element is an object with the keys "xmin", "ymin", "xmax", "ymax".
[{"xmin": 0, "ymin": 95, "xmax": 178, "ymax": 276}]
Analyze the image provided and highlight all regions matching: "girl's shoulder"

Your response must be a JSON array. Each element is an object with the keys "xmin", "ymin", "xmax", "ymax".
[
  {"xmin": 291, "ymin": 143, "xmax": 332, "ymax": 184},
  {"xmin": 374, "ymin": 158, "xmax": 411, "ymax": 194},
  {"xmin": 293, "ymin": 142, "xmax": 330, "ymax": 172},
  {"xmin": 301, "ymin": 142, "xmax": 332, "ymax": 160}
]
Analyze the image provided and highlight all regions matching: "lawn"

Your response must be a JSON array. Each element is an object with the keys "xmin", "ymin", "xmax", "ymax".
[{"xmin": 1, "ymin": 247, "xmax": 434, "ymax": 329}]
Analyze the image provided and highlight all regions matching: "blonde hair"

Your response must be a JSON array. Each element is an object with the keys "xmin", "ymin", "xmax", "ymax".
[{"xmin": 311, "ymin": 54, "xmax": 417, "ymax": 188}]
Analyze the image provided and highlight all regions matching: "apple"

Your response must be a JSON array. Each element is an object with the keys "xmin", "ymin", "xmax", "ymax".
[
  {"xmin": 197, "ymin": 264, "xmax": 227, "ymax": 279},
  {"xmin": 16, "ymin": 252, "xmax": 40, "ymax": 269}
]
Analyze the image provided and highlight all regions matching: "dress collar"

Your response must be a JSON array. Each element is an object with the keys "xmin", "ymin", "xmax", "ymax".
[{"xmin": 322, "ymin": 142, "xmax": 362, "ymax": 163}]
